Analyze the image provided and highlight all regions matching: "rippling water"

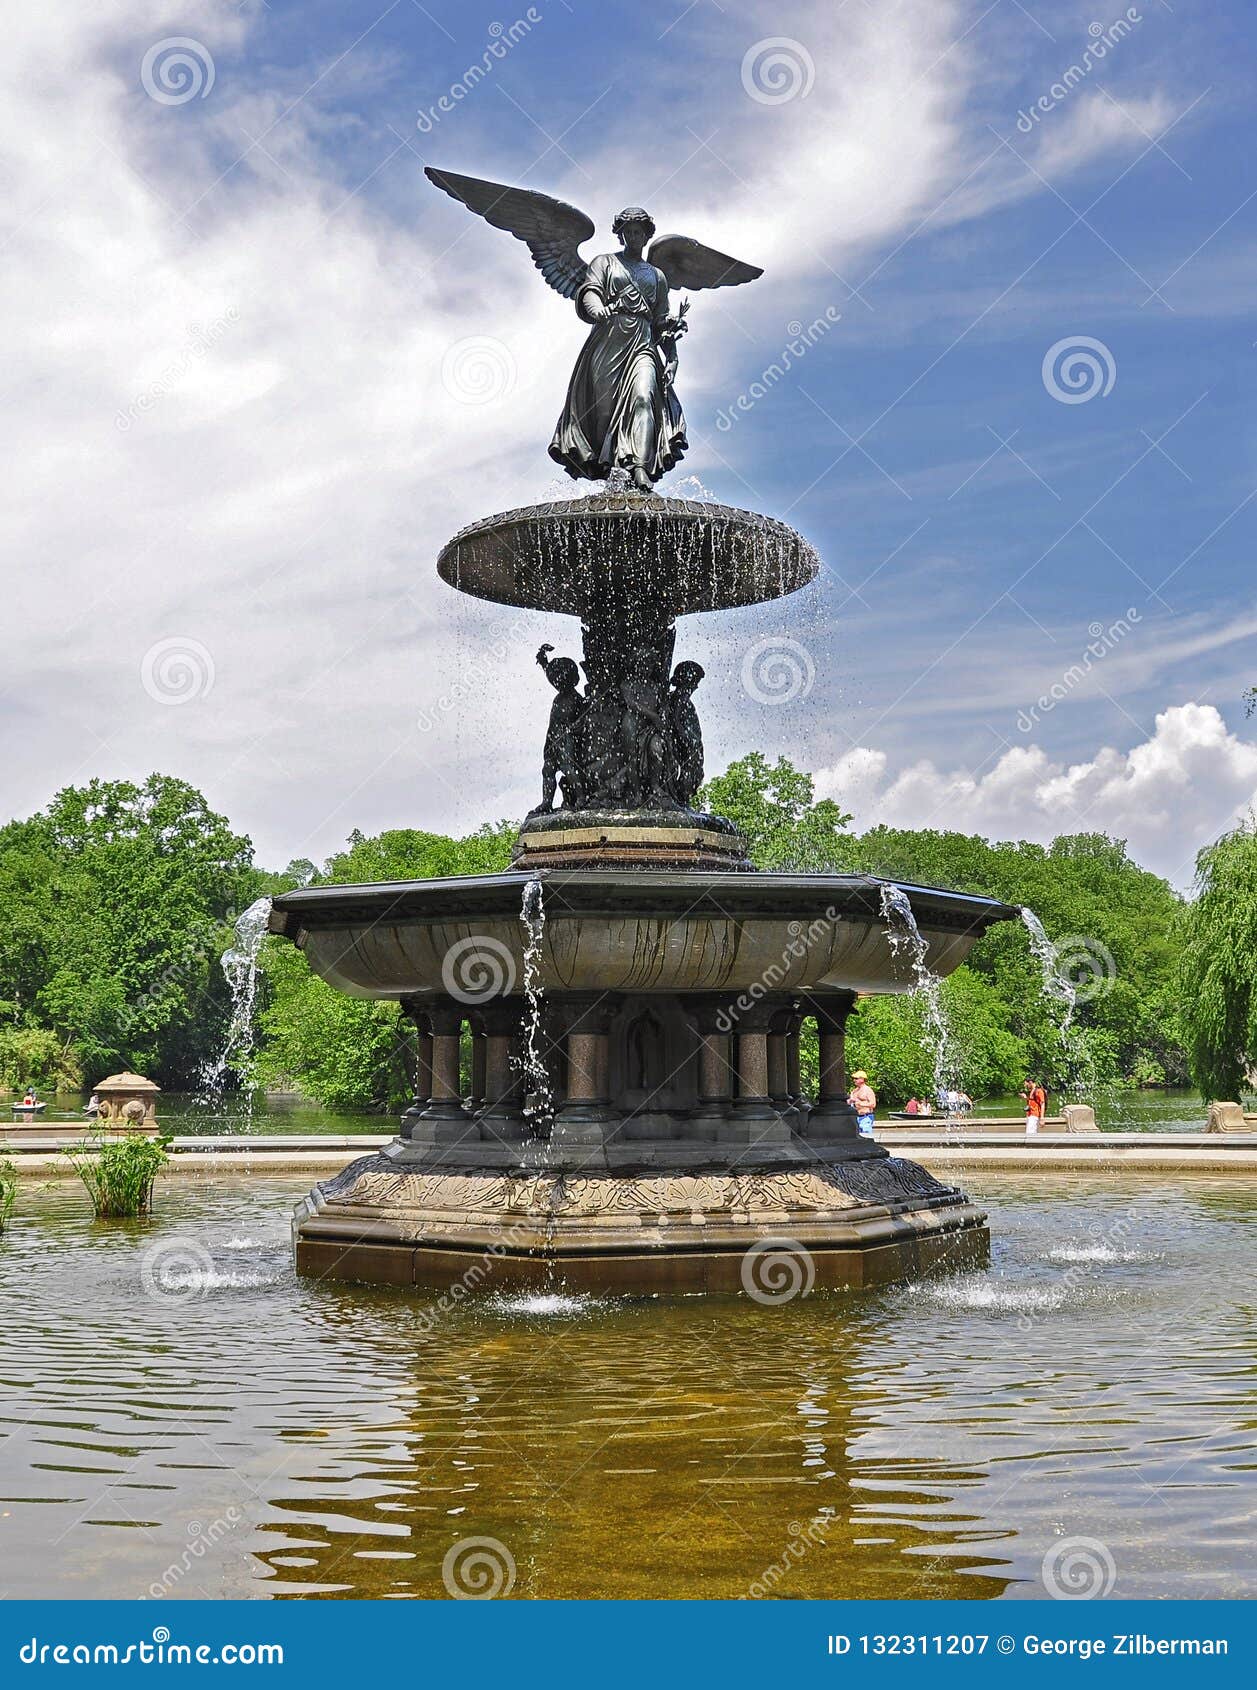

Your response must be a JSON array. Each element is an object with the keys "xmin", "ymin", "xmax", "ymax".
[{"xmin": 0, "ymin": 1172, "xmax": 1253, "ymax": 1599}]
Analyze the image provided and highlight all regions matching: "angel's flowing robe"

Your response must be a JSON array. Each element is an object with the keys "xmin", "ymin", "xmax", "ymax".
[{"xmin": 549, "ymin": 253, "xmax": 688, "ymax": 483}]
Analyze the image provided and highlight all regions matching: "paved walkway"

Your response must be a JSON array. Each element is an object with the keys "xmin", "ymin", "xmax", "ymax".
[{"xmin": 6, "ymin": 1131, "xmax": 1257, "ymax": 1177}]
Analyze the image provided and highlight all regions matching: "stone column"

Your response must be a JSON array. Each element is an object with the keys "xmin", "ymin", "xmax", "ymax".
[
  {"xmin": 415, "ymin": 1001, "xmax": 472, "ymax": 1145},
  {"xmin": 552, "ymin": 995, "xmax": 617, "ymax": 1159},
  {"xmin": 770, "ymin": 1002, "xmax": 804, "ymax": 1130},
  {"xmin": 802, "ymin": 992, "xmax": 859, "ymax": 1141},
  {"xmin": 399, "ymin": 999, "xmax": 433, "ymax": 1140},
  {"xmin": 686, "ymin": 999, "xmax": 735, "ymax": 1137},
  {"xmin": 767, "ymin": 1016, "xmax": 790, "ymax": 1106},
  {"xmin": 786, "ymin": 1021, "xmax": 803, "ymax": 1105},
  {"xmin": 467, "ymin": 1017, "xmax": 487, "ymax": 1113},
  {"xmin": 477, "ymin": 999, "xmax": 526, "ymax": 1143},
  {"xmin": 728, "ymin": 1003, "xmax": 790, "ymax": 1142}
]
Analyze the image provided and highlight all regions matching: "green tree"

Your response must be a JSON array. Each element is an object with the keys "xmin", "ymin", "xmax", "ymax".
[
  {"xmin": 0, "ymin": 775, "xmax": 259, "ymax": 1088},
  {"xmin": 702, "ymin": 753, "xmax": 1185, "ymax": 1096},
  {"xmin": 1179, "ymin": 818, "xmax": 1257, "ymax": 1099},
  {"xmin": 700, "ymin": 753, "xmax": 852, "ymax": 869},
  {"xmin": 841, "ymin": 968, "xmax": 1027, "ymax": 1106},
  {"xmin": 255, "ymin": 821, "xmax": 516, "ymax": 1111},
  {"xmin": 844, "ymin": 823, "xmax": 1185, "ymax": 1089}
]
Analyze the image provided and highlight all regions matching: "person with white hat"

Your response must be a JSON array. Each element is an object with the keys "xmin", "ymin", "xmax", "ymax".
[{"xmin": 848, "ymin": 1070, "xmax": 877, "ymax": 1139}]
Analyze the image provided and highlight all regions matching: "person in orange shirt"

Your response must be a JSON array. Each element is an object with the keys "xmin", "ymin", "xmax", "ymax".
[{"xmin": 1021, "ymin": 1077, "xmax": 1047, "ymax": 1134}]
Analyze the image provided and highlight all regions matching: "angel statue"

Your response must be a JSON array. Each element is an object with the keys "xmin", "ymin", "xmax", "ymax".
[{"xmin": 425, "ymin": 168, "xmax": 764, "ymax": 491}]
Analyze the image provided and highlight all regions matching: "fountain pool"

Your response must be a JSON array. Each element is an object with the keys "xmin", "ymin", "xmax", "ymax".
[{"xmin": 0, "ymin": 1169, "xmax": 1253, "ymax": 1600}]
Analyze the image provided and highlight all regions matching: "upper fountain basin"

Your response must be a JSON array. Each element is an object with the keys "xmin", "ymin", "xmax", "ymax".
[
  {"xmin": 436, "ymin": 492, "xmax": 819, "ymax": 617},
  {"xmin": 268, "ymin": 871, "xmax": 1017, "ymax": 1000}
]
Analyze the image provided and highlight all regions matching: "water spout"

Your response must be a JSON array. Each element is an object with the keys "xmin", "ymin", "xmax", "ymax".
[{"xmin": 200, "ymin": 896, "xmax": 273, "ymax": 1124}]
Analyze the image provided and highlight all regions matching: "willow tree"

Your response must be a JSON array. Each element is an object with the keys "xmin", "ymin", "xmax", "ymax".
[{"xmin": 1180, "ymin": 819, "xmax": 1257, "ymax": 1099}]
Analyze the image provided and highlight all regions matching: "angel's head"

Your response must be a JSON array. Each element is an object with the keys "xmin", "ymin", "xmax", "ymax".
[{"xmin": 612, "ymin": 206, "xmax": 655, "ymax": 251}]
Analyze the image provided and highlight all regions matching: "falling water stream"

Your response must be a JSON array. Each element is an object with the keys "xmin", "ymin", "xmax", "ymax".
[
  {"xmin": 199, "ymin": 896, "xmax": 273, "ymax": 1125},
  {"xmin": 878, "ymin": 884, "xmax": 957, "ymax": 1106},
  {"xmin": 1019, "ymin": 906, "xmax": 1079, "ymax": 1026},
  {"xmin": 1018, "ymin": 906, "xmax": 1094, "ymax": 1102},
  {"xmin": 878, "ymin": 888, "xmax": 1102, "ymax": 1110},
  {"xmin": 520, "ymin": 877, "xmax": 553, "ymax": 1126}
]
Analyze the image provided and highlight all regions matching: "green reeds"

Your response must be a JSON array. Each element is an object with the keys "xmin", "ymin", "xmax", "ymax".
[
  {"xmin": 0, "ymin": 1159, "xmax": 16, "ymax": 1231},
  {"xmin": 67, "ymin": 1132, "xmax": 169, "ymax": 1218}
]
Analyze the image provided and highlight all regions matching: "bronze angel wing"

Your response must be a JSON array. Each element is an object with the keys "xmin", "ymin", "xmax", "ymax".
[
  {"xmin": 647, "ymin": 235, "xmax": 764, "ymax": 291},
  {"xmin": 424, "ymin": 168, "xmax": 595, "ymax": 300}
]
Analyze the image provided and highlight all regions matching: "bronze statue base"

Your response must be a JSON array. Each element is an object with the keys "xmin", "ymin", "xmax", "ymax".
[{"xmin": 513, "ymin": 808, "xmax": 751, "ymax": 871}]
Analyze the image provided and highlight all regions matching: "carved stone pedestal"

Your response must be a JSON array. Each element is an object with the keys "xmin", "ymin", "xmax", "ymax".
[{"xmin": 294, "ymin": 1147, "xmax": 989, "ymax": 1294}]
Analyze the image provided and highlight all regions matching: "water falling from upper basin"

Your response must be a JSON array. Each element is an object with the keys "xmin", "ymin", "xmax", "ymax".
[{"xmin": 200, "ymin": 896, "xmax": 273, "ymax": 1123}]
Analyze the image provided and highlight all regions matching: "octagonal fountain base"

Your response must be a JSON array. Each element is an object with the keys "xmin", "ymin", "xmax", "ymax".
[{"xmin": 293, "ymin": 1146, "xmax": 989, "ymax": 1294}]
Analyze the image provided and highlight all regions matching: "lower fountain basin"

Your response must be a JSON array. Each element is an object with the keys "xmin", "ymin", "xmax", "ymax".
[
  {"xmin": 435, "ymin": 491, "xmax": 819, "ymax": 616},
  {"xmin": 271, "ymin": 870, "xmax": 1014, "ymax": 1294},
  {"xmin": 267, "ymin": 869, "xmax": 1016, "ymax": 1000}
]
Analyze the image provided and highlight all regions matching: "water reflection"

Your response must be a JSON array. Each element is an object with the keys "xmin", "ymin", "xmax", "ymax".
[{"xmin": 0, "ymin": 1173, "xmax": 1253, "ymax": 1599}]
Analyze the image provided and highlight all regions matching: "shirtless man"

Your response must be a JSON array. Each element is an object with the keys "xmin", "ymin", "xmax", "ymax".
[{"xmin": 848, "ymin": 1070, "xmax": 877, "ymax": 1139}]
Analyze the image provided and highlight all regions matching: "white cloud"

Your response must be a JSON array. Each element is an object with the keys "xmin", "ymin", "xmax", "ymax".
[
  {"xmin": 0, "ymin": 1, "xmax": 1198, "ymax": 869},
  {"xmin": 815, "ymin": 703, "xmax": 1257, "ymax": 886}
]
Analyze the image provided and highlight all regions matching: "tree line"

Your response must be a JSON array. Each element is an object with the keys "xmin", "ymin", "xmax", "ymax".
[{"xmin": 1, "ymin": 759, "xmax": 1251, "ymax": 1107}]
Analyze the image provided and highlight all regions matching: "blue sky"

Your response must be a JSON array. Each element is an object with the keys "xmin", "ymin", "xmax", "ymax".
[{"xmin": 4, "ymin": 0, "xmax": 1256, "ymax": 884}]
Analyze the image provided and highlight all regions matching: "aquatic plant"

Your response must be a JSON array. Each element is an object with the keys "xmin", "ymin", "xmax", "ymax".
[
  {"xmin": 66, "ymin": 1132, "xmax": 169, "ymax": 1218},
  {"xmin": 0, "ymin": 1159, "xmax": 16, "ymax": 1231}
]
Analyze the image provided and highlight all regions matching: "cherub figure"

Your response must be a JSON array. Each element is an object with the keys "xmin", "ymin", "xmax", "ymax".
[
  {"xmin": 535, "ymin": 644, "xmax": 586, "ymax": 812},
  {"xmin": 667, "ymin": 661, "xmax": 705, "ymax": 808}
]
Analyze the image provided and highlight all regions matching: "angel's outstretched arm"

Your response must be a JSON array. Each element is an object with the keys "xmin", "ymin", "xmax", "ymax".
[{"xmin": 575, "ymin": 254, "xmax": 612, "ymax": 323}]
